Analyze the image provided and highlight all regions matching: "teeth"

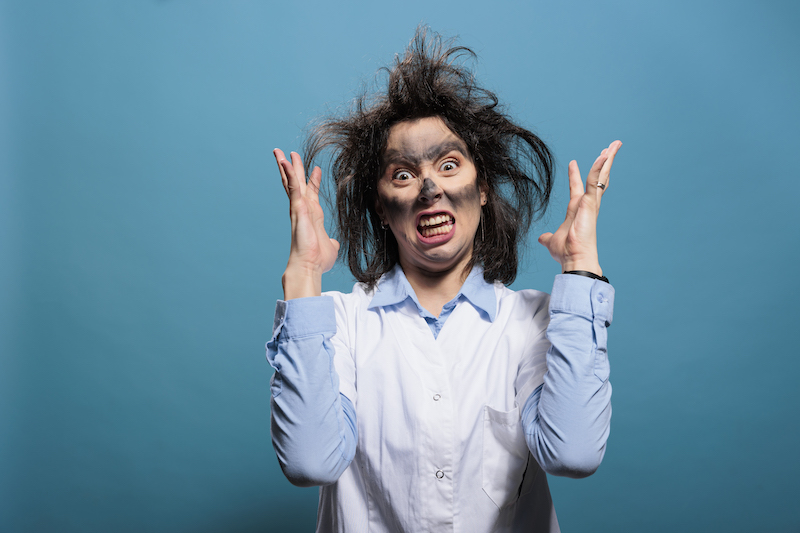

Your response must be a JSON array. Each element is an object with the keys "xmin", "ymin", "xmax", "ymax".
[
  {"xmin": 420, "ymin": 222, "xmax": 454, "ymax": 237},
  {"xmin": 419, "ymin": 214, "xmax": 453, "ymax": 227}
]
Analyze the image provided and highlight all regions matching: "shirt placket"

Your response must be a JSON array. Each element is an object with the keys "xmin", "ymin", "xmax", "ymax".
[{"xmin": 402, "ymin": 312, "xmax": 456, "ymax": 533}]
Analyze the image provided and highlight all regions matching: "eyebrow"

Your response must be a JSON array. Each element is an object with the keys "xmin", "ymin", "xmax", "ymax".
[{"xmin": 382, "ymin": 140, "xmax": 470, "ymax": 170}]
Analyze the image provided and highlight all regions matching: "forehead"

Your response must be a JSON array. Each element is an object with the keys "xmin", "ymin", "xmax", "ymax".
[{"xmin": 382, "ymin": 116, "xmax": 469, "ymax": 165}]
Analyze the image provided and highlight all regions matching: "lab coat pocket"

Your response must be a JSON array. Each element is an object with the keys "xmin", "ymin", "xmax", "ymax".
[{"xmin": 481, "ymin": 405, "xmax": 529, "ymax": 509}]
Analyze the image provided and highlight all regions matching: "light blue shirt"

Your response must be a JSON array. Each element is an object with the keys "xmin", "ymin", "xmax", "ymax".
[{"xmin": 367, "ymin": 264, "xmax": 496, "ymax": 338}]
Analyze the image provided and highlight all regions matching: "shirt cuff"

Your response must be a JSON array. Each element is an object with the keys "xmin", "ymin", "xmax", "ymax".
[
  {"xmin": 550, "ymin": 274, "xmax": 614, "ymax": 326},
  {"xmin": 272, "ymin": 296, "xmax": 336, "ymax": 339}
]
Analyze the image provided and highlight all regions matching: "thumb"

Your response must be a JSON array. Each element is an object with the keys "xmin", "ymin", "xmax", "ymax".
[
  {"xmin": 538, "ymin": 232, "xmax": 553, "ymax": 248},
  {"xmin": 330, "ymin": 238, "xmax": 341, "ymax": 252}
]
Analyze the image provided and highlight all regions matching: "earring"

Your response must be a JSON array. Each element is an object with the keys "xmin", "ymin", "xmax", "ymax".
[
  {"xmin": 480, "ymin": 210, "xmax": 485, "ymax": 242},
  {"xmin": 380, "ymin": 221, "xmax": 388, "ymax": 263}
]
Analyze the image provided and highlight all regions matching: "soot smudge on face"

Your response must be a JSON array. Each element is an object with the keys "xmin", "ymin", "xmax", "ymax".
[
  {"xmin": 378, "ymin": 193, "xmax": 406, "ymax": 225},
  {"xmin": 442, "ymin": 181, "xmax": 482, "ymax": 214},
  {"xmin": 379, "ymin": 178, "xmax": 482, "ymax": 233},
  {"xmin": 420, "ymin": 178, "xmax": 439, "ymax": 200}
]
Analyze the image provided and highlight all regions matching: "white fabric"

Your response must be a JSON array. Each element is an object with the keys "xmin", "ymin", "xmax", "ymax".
[{"xmin": 319, "ymin": 282, "xmax": 559, "ymax": 533}]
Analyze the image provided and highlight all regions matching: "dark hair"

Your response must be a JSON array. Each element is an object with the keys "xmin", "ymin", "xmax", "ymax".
[{"xmin": 305, "ymin": 28, "xmax": 554, "ymax": 288}]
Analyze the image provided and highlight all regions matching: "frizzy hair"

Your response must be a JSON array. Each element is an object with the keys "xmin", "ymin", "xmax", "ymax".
[{"xmin": 304, "ymin": 27, "xmax": 554, "ymax": 288}]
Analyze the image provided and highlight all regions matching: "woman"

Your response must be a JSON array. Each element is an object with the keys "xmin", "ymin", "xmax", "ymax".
[{"xmin": 267, "ymin": 30, "xmax": 621, "ymax": 532}]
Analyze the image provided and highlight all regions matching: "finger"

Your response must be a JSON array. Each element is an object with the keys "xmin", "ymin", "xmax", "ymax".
[
  {"xmin": 273, "ymin": 148, "xmax": 290, "ymax": 196},
  {"xmin": 289, "ymin": 151, "xmax": 307, "ymax": 195},
  {"xmin": 597, "ymin": 140, "xmax": 622, "ymax": 194},
  {"xmin": 568, "ymin": 160, "xmax": 584, "ymax": 202},
  {"xmin": 585, "ymin": 150, "xmax": 608, "ymax": 194},
  {"xmin": 593, "ymin": 141, "xmax": 621, "ymax": 208},
  {"xmin": 277, "ymin": 151, "xmax": 304, "ymax": 203},
  {"xmin": 538, "ymin": 232, "xmax": 553, "ymax": 247},
  {"xmin": 308, "ymin": 166, "xmax": 322, "ymax": 200},
  {"xmin": 562, "ymin": 161, "xmax": 584, "ymax": 224},
  {"xmin": 330, "ymin": 238, "xmax": 341, "ymax": 253}
]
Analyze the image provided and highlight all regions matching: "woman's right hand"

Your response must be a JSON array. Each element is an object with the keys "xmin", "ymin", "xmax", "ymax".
[{"xmin": 274, "ymin": 149, "xmax": 340, "ymax": 300}]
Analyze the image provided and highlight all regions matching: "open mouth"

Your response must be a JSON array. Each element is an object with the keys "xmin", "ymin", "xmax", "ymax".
[{"xmin": 417, "ymin": 212, "xmax": 455, "ymax": 238}]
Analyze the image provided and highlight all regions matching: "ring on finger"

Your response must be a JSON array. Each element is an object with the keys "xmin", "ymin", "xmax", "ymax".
[{"xmin": 597, "ymin": 182, "xmax": 606, "ymax": 190}]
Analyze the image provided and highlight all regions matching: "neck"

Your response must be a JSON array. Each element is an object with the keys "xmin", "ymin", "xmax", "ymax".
[{"xmin": 399, "ymin": 256, "xmax": 473, "ymax": 318}]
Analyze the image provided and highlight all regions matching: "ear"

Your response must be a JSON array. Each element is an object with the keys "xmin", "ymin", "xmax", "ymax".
[
  {"xmin": 480, "ymin": 184, "xmax": 488, "ymax": 206},
  {"xmin": 374, "ymin": 196, "xmax": 386, "ymax": 224}
]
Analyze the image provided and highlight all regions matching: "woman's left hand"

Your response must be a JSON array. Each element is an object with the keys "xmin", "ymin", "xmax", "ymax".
[{"xmin": 538, "ymin": 140, "xmax": 622, "ymax": 277}]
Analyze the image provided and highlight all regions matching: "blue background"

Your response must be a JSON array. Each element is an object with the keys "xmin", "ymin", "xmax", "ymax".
[{"xmin": 2, "ymin": 1, "xmax": 799, "ymax": 532}]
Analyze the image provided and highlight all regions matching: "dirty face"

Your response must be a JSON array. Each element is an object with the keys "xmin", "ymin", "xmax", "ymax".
[{"xmin": 376, "ymin": 116, "xmax": 486, "ymax": 276}]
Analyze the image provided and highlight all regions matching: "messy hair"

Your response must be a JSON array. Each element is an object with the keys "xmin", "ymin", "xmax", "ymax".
[{"xmin": 305, "ymin": 27, "xmax": 554, "ymax": 288}]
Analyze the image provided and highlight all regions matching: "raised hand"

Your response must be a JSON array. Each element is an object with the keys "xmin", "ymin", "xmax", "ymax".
[
  {"xmin": 538, "ymin": 140, "xmax": 622, "ymax": 278},
  {"xmin": 274, "ymin": 148, "xmax": 340, "ymax": 299}
]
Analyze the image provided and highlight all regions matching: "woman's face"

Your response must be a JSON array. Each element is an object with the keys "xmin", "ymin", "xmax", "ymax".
[{"xmin": 376, "ymin": 116, "xmax": 486, "ymax": 276}]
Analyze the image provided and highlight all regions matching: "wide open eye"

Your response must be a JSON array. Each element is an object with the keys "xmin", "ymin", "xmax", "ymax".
[
  {"xmin": 440, "ymin": 160, "xmax": 458, "ymax": 172},
  {"xmin": 393, "ymin": 170, "xmax": 414, "ymax": 181}
]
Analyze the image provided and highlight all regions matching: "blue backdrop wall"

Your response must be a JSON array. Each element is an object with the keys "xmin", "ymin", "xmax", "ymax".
[{"xmin": 2, "ymin": 1, "xmax": 799, "ymax": 532}]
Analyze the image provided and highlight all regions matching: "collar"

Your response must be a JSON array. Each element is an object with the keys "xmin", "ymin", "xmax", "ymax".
[{"xmin": 368, "ymin": 264, "xmax": 497, "ymax": 322}]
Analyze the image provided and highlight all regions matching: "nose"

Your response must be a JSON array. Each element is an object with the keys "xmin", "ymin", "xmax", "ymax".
[{"xmin": 418, "ymin": 177, "xmax": 443, "ymax": 204}]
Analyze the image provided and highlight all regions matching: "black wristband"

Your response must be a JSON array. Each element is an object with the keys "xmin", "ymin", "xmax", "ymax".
[{"xmin": 563, "ymin": 270, "xmax": 609, "ymax": 284}]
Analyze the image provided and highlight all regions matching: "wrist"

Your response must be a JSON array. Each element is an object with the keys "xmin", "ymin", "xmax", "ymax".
[
  {"xmin": 282, "ymin": 264, "xmax": 323, "ymax": 300},
  {"xmin": 563, "ymin": 270, "xmax": 609, "ymax": 283},
  {"xmin": 561, "ymin": 260, "xmax": 602, "ymax": 278}
]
